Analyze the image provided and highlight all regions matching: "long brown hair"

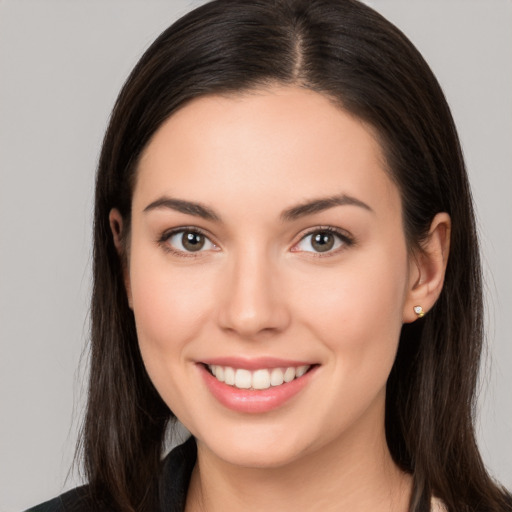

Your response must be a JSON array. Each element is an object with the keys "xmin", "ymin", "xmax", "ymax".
[{"xmin": 81, "ymin": 1, "xmax": 512, "ymax": 510}]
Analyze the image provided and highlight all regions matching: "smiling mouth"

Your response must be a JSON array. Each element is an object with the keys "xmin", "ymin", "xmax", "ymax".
[{"xmin": 205, "ymin": 364, "xmax": 312, "ymax": 390}]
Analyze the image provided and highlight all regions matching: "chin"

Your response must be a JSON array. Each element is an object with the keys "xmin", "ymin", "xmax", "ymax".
[
  {"xmin": 216, "ymin": 443, "xmax": 307, "ymax": 469},
  {"xmin": 194, "ymin": 421, "xmax": 316, "ymax": 469}
]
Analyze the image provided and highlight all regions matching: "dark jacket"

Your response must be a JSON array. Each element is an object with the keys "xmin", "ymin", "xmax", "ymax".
[{"xmin": 25, "ymin": 437, "xmax": 197, "ymax": 512}]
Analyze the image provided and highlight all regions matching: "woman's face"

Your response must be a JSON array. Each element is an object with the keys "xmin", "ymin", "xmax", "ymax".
[{"xmin": 121, "ymin": 86, "xmax": 419, "ymax": 468}]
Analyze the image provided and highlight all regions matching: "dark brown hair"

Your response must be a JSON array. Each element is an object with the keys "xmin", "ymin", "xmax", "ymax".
[{"xmin": 81, "ymin": 0, "xmax": 512, "ymax": 510}]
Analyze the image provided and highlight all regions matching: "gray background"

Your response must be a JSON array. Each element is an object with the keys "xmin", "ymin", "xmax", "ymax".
[{"xmin": 0, "ymin": 1, "xmax": 510, "ymax": 510}]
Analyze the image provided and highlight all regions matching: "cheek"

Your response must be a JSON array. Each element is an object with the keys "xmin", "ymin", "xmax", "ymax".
[
  {"xmin": 128, "ymin": 253, "xmax": 221, "ymax": 423},
  {"xmin": 128, "ymin": 248, "xmax": 217, "ymax": 361},
  {"xmin": 293, "ymin": 247, "xmax": 408, "ymax": 368}
]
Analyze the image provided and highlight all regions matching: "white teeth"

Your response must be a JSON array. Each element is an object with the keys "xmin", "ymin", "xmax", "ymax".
[
  {"xmin": 224, "ymin": 366, "xmax": 235, "ymax": 385},
  {"xmin": 283, "ymin": 367, "xmax": 296, "ymax": 382},
  {"xmin": 208, "ymin": 364, "xmax": 311, "ymax": 390},
  {"xmin": 235, "ymin": 369, "xmax": 252, "ymax": 389},
  {"xmin": 270, "ymin": 368, "xmax": 284, "ymax": 386},
  {"xmin": 215, "ymin": 365, "xmax": 225, "ymax": 382},
  {"xmin": 296, "ymin": 365, "xmax": 308, "ymax": 377},
  {"xmin": 252, "ymin": 369, "xmax": 271, "ymax": 390}
]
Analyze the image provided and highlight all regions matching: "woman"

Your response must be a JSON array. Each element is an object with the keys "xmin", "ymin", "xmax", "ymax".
[{"xmin": 27, "ymin": 0, "xmax": 512, "ymax": 511}]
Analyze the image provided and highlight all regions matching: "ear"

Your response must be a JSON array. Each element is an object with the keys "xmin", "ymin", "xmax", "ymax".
[
  {"xmin": 403, "ymin": 212, "xmax": 451, "ymax": 323},
  {"xmin": 109, "ymin": 208, "xmax": 133, "ymax": 309}
]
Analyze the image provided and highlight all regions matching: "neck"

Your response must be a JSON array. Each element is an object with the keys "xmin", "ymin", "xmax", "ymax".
[{"xmin": 185, "ymin": 408, "xmax": 412, "ymax": 512}]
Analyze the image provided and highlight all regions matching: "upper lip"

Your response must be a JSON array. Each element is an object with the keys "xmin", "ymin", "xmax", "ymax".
[{"xmin": 199, "ymin": 357, "xmax": 316, "ymax": 370}]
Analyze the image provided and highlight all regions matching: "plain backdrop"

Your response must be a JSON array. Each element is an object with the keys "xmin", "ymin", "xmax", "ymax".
[{"xmin": 0, "ymin": 1, "xmax": 511, "ymax": 510}]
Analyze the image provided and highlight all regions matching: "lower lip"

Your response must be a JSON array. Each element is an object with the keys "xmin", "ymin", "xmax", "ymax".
[{"xmin": 199, "ymin": 364, "xmax": 317, "ymax": 414}]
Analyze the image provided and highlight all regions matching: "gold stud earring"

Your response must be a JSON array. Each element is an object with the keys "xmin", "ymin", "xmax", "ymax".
[{"xmin": 413, "ymin": 305, "xmax": 425, "ymax": 318}]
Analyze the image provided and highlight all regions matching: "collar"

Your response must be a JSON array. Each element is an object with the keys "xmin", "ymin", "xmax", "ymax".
[{"xmin": 159, "ymin": 436, "xmax": 197, "ymax": 511}]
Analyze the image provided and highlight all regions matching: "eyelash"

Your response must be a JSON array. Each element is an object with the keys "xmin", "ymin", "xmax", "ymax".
[
  {"xmin": 157, "ymin": 226, "xmax": 218, "ymax": 258},
  {"xmin": 157, "ymin": 226, "xmax": 355, "ymax": 258},
  {"xmin": 291, "ymin": 226, "xmax": 355, "ymax": 257}
]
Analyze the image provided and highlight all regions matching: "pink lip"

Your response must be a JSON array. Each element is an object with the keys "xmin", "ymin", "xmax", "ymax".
[
  {"xmin": 198, "ymin": 363, "xmax": 318, "ymax": 414},
  {"xmin": 200, "ymin": 356, "xmax": 314, "ymax": 370}
]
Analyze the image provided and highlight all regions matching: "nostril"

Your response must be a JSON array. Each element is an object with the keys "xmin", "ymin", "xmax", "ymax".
[{"xmin": 216, "ymin": 262, "xmax": 291, "ymax": 336}]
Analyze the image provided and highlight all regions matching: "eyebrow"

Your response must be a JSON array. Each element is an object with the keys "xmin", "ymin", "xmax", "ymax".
[
  {"xmin": 280, "ymin": 194, "xmax": 373, "ymax": 221},
  {"xmin": 143, "ymin": 193, "xmax": 373, "ymax": 223},
  {"xmin": 143, "ymin": 197, "xmax": 221, "ymax": 221}
]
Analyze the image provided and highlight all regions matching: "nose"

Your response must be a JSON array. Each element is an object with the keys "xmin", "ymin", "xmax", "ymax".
[{"xmin": 217, "ymin": 246, "xmax": 291, "ymax": 339}]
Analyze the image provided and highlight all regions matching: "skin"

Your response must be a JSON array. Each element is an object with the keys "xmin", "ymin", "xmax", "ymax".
[{"xmin": 110, "ymin": 86, "xmax": 450, "ymax": 512}]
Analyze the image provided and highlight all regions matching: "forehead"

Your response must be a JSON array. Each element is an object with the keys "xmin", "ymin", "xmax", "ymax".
[{"xmin": 134, "ymin": 86, "xmax": 399, "ymax": 220}]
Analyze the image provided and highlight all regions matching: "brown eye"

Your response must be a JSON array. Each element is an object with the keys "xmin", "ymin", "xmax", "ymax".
[
  {"xmin": 165, "ymin": 229, "xmax": 216, "ymax": 254},
  {"xmin": 294, "ymin": 229, "xmax": 351, "ymax": 254},
  {"xmin": 182, "ymin": 231, "xmax": 205, "ymax": 251},
  {"xmin": 311, "ymin": 232, "xmax": 335, "ymax": 252}
]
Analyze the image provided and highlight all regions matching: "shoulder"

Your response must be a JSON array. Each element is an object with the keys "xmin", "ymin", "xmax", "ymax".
[
  {"xmin": 25, "ymin": 437, "xmax": 197, "ymax": 512},
  {"xmin": 24, "ymin": 486, "xmax": 99, "ymax": 512}
]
